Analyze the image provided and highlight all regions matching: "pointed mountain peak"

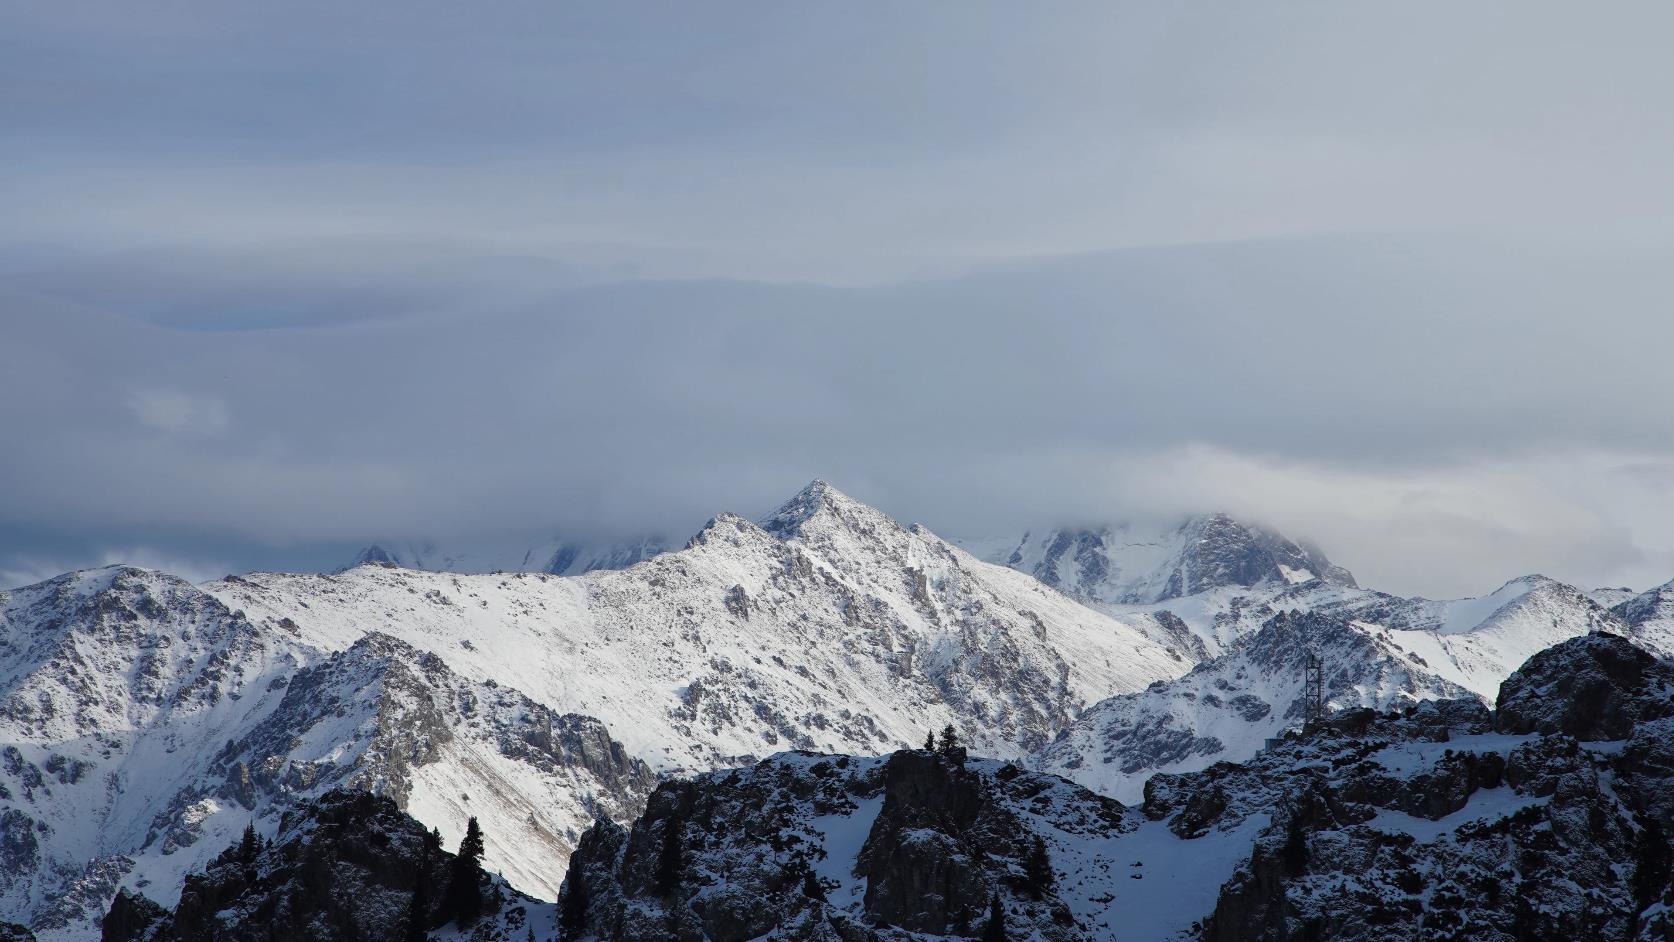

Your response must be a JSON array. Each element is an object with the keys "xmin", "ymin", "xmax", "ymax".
[{"xmin": 759, "ymin": 478, "xmax": 887, "ymax": 539}]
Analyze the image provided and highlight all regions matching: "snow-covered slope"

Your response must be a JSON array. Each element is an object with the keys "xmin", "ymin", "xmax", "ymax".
[
  {"xmin": 1035, "ymin": 576, "xmax": 1624, "ymax": 803},
  {"xmin": 0, "ymin": 567, "xmax": 310, "ymax": 938},
  {"xmin": 0, "ymin": 569, "xmax": 651, "ymax": 940},
  {"xmin": 216, "ymin": 482, "xmax": 1188, "ymax": 769},
  {"xmin": 1616, "ymin": 577, "xmax": 1674, "ymax": 655}
]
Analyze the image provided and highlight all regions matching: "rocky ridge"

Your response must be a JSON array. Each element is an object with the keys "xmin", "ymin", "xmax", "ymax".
[
  {"xmin": 562, "ymin": 632, "xmax": 1674, "ymax": 941},
  {"xmin": 1032, "ymin": 575, "xmax": 1626, "ymax": 803},
  {"xmin": 101, "ymin": 789, "xmax": 553, "ymax": 942}
]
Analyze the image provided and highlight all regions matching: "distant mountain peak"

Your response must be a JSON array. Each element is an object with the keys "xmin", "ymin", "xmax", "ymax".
[
  {"xmin": 973, "ymin": 512, "xmax": 1356, "ymax": 610},
  {"xmin": 758, "ymin": 478, "xmax": 886, "ymax": 540}
]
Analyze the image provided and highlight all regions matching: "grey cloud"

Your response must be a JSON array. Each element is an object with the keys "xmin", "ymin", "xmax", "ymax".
[
  {"xmin": 5, "ymin": 2, "xmax": 1674, "ymax": 596},
  {"xmin": 5, "ymin": 235, "xmax": 1674, "ymax": 597}
]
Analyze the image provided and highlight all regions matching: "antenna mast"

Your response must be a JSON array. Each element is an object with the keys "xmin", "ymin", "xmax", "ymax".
[{"xmin": 1302, "ymin": 647, "xmax": 1325, "ymax": 732}]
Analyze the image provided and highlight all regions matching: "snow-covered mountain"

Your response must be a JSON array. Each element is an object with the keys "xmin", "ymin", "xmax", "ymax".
[
  {"xmin": 218, "ymin": 481, "xmax": 1187, "ymax": 770},
  {"xmin": 1616, "ymin": 577, "xmax": 1674, "ymax": 655},
  {"xmin": 966, "ymin": 514, "xmax": 1357, "ymax": 611},
  {"xmin": 1034, "ymin": 576, "xmax": 1625, "ymax": 802},
  {"xmin": 347, "ymin": 534, "xmax": 671, "ymax": 577},
  {"xmin": 7, "ymin": 477, "xmax": 1672, "ymax": 940},
  {"xmin": 0, "ymin": 568, "xmax": 652, "ymax": 939},
  {"xmin": 0, "ymin": 481, "xmax": 1188, "ymax": 939}
]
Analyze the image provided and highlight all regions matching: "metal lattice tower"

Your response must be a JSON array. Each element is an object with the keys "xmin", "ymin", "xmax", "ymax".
[{"xmin": 1302, "ymin": 648, "xmax": 1326, "ymax": 732}]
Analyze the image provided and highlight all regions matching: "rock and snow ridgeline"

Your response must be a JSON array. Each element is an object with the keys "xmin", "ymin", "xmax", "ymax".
[
  {"xmin": 1, "ymin": 480, "xmax": 1669, "ymax": 940},
  {"xmin": 105, "ymin": 632, "xmax": 1674, "ymax": 942}
]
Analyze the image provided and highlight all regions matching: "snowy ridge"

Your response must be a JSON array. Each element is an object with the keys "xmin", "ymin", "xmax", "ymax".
[
  {"xmin": 216, "ymin": 482, "xmax": 1186, "ymax": 771},
  {"xmin": 1615, "ymin": 577, "xmax": 1674, "ymax": 655},
  {"xmin": 1035, "ymin": 576, "xmax": 1624, "ymax": 802}
]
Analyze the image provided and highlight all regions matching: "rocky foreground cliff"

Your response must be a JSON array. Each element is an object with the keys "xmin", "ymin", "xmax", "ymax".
[
  {"xmin": 556, "ymin": 632, "xmax": 1674, "ymax": 941},
  {"xmin": 101, "ymin": 789, "xmax": 551, "ymax": 942}
]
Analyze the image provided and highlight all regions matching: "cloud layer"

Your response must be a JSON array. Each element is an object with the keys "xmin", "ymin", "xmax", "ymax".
[{"xmin": 5, "ymin": 2, "xmax": 1674, "ymax": 596}]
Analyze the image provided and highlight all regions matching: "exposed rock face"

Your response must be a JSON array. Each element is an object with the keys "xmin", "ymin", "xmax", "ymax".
[
  {"xmin": 99, "ymin": 892, "xmax": 163, "ymax": 942},
  {"xmin": 1148, "ymin": 636, "xmax": 1674, "ymax": 942},
  {"xmin": 568, "ymin": 627, "xmax": 1674, "ymax": 942},
  {"xmin": 1495, "ymin": 631, "xmax": 1674, "ymax": 739},
  {"xmin": 101, "ymin": 790, "xmax": 552, "ymax": 942},
  {"xmin": 561, "ymin": 748, "xmax": 1126, "ymax": 942}
]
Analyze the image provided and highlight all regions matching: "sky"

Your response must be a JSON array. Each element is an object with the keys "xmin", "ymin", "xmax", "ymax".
[{"xmin": 5, "ymin": 1, "xmax": 1674, "ymax": 597}]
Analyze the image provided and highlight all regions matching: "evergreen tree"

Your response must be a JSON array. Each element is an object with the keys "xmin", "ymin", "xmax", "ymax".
[
  {"xmin": 937, "ymin": 724, "xmax": 959, "ymax": 753},
  {"xmin": 445, "ymin": 817, "xmax": 486, "ymax": 926},
  {"xmin": 654, "ymin": 816, "xmax": 684, "ymax": 898},
  {"xmin": 925, "ymin": 731, "xmax": 936, "ymax": 751},
  {"xmin": 981, "ymin": 893, "xmax": 1007, "ymax": 942},
  {"xmin": 1022, "ymin": 835, "xmax": 1054, "ymax": 900},
  {"xmin": 238, "ymin": 823, "xmax": 259, "ymax": 866}
]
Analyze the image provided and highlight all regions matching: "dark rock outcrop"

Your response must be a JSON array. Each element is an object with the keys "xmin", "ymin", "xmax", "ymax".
[
  {"xmin": 1496, "ymin": 631, "xmax": 1674, "ymax": 739},
  {"xmin": 100, "ymin": 790, "xmax": 544, "ymax": 942},
  {"xmin": 100, "ymin": 891, "xmax": 164, "ymax": 942},
  {"xmin": 562, "ymin": 748, "xmax": 1121, "ymax": 942},
  {"xmin": 1179, "ymin": 636, "xmax": 1674, "ymax": 941}
]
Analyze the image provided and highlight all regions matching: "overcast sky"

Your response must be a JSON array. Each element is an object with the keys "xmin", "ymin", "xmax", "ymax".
[{"xmin": 6, "ymin": 1, "xmax": 1674, "ymax": 598}]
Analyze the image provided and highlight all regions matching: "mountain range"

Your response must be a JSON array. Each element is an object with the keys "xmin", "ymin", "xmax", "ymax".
[{"xmin": 1, "ymin": 480, "xmax": 1669, "ymax": 940}]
